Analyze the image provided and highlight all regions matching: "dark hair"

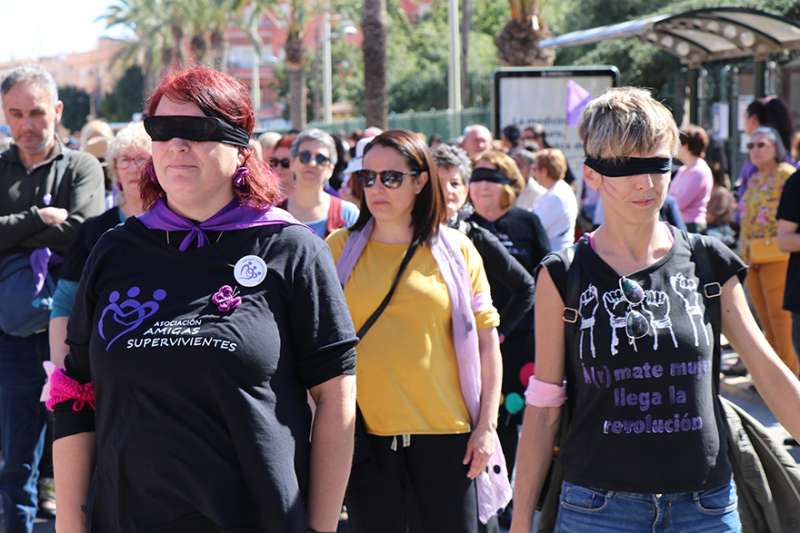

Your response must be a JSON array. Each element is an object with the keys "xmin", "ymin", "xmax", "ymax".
[
  {"xmin": 746, "ymin": 99, "xmax": 767, "ymax": 124},
  {"xmin": 747, "ymin": 97, "xmax": 794, "ymax": 152},
  {"xmin": 503, "ymin": 124, "xmax": 521, "ymax": 145},
  {"xmin": 764, "ymin": 98, "xmax": 793, "ymax": 154},
  {"xmin": 350, "ymin": 129, "xmax": 445, "ymax": 243},
  {"xmin": 140, "ymin": 66, "xmax": 281, "ymax": 208},
  {"xmin": 679, "ymin": 124, "xmax": 709, "ymax": 157}
]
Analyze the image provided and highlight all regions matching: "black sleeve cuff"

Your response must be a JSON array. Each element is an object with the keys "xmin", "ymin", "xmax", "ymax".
[
  {"xmin": 53, "ymin": 401, "xmax": 96, "ymax": 440},
  {"xmin": 301, "ymin": 342, "xmax": 357, "ymax": 389}
]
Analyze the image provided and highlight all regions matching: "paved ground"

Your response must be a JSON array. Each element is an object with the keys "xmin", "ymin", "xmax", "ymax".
[{"xmin": 29, "ymin": 348, "xmax": 800, "ymax": 533}]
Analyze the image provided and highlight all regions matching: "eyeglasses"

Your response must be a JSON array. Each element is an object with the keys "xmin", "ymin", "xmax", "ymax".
[
  {"xmin": 298, "ymin": 150, "xmax": 331, "ymax": 166},
  {"xmin": 746, "ymin": 141, "xmax": 769, "ymax": 151},
  {"xmin": 352, "ymin": 169, "xmax": 419, "ymax": 189},
  {"xmin": 116, "ymin": 156, "xmax": 149, "ymax": 169},
  {"xmin": 269, "ymin": 157, "xmax": 291, "ymax": 169},
  {"xmin": 619, "ymin": 276, "xmax": 650, "ymax": 343}
]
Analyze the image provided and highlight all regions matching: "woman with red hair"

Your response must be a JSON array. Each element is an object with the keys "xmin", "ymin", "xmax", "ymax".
[{"xmin": 49, "ymin": 66, "xmax": 357, "ymax": 533}]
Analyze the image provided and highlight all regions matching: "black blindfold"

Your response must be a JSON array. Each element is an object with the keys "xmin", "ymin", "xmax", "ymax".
[
  {"xmin": 585, "ymin": 156, "xmax": 672, "ymax": 177},
  {"xmin": 470, "ymin": 167, "xmax": 513, "ymax": 185},
  {"xmin": 144, "ymin": 115, "xmax": 250, "ymax": 148}
]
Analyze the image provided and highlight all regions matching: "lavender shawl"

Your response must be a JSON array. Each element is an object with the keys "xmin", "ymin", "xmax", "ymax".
[{"xmin": 336, "ymin": 219, "xmax": 512, "ymax": 524}]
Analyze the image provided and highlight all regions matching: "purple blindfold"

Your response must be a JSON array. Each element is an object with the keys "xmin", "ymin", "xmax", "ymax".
[
  {"xmin": 585, "ymin": 156, "xmax": 672, "ymax": 177},
  {"xmin": 470, "ymin": 167, "xmax": 513, "ymax": 185},
  {"xmin": 144, "ymin": 115, "xmax": 250, "ymax": 148}
]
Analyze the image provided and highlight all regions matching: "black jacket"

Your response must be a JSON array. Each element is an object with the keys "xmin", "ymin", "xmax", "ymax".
[{"xmin": 451, "ymin": 219, "xmax": 535, "ymax": 338}]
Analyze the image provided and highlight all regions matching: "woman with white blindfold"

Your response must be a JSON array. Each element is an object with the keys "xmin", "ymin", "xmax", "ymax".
[
  {"xmin": 511, "ymin": 87, "xmax": 800, "ymax": 533},
  {"xmin": 49, "ymin": 67, "xmax": 357, "ymax": 533}
]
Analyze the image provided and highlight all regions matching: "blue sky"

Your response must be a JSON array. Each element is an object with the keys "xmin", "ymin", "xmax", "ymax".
[{"xmin": 0, "ymin": 0, "xmax": 130, "ymax": 62}]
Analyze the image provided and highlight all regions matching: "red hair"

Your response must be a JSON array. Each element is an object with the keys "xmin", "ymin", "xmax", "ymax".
[
  {"xmin": 139, "ymin": 66, "xmax": 281, "ymax": 208},
  {"xmin": 273, "ymin": 134, "xmax": 295, "ymax": 151}
]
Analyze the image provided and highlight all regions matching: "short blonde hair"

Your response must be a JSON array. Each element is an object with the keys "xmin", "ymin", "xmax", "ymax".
[
  {"xmin": 535, "ymin": 148, "xmax": 567, "ymax": 181},
  {"xmin": 579, "ymin": 87, "xmax": 680, "ymax": 159},
  {"xmin": 106, "ymin": 121, "xmax": 151, "ymax": 182},
  {"xmin": 474, "ymin": 150, "xmax": 525, "ymax": 209},
  {"xmin": 79, "ymin": 119, "xmax": 113, "ymax": 149}
]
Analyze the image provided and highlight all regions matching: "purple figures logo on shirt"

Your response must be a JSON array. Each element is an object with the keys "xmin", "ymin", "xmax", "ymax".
[{"xmin": 98, "ymin": 286, "xmax": 167, "ymax": 350}]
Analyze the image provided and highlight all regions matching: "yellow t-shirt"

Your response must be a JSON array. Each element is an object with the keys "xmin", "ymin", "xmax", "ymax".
[{"xmin": 327, "ymin": 227, "xmax": 499, "ymax": 436}]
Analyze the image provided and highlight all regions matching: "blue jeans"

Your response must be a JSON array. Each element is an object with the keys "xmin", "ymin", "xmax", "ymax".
[
  {"xmin": 0, "ymin": 333, "xmax": 48, "ymax": 533},
  {"xmin": 555, "ymin": 480, "xmax": 741, "ymax": 533}
]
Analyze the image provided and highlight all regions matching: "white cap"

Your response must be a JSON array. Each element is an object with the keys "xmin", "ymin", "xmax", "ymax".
[{"xmin": 343, "ymin": 136, "xmax": 376, "ymax": 178}]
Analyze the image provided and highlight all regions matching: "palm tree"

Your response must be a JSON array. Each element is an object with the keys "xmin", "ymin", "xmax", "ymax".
[
  {"xmin": 103, "ymin": 0, "xmax": 175, "ymax": 94},
  {"xmin": 187, "ymin": 0, "xmax": 246, "ymax": 69},
  {"xmin": 362, "ymin": 0, "xmax": 387, "ymax": 128},
  {"xmin": 246, "ymin": 0, "xmax": 309, "ymax": 130},
  {"xmin": 496, "ymin": 0, "xmax": 555, "ymax": 66}
]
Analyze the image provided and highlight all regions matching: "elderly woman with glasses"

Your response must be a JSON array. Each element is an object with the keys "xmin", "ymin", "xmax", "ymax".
[
  {"xmin": 738, "ymin": 126, "xmax": 799, "ymax": 376},
  {"xmin": 49, "ymin": 67, "xmax": 358, "ymax": 533},
  {"xmin": 285, "ymin": 128, "xmax": 359, "ymax": 238},
  {"xmin": 48, "ymin": 121, "xmax": 151, "ymax": 368},
  {"xmin": 327, "ymin": 130, "xmax": 511, "ymax": 533},
  {"xmin": 511, "ymin": 88, "xmax": 800, "ymax": 533}
]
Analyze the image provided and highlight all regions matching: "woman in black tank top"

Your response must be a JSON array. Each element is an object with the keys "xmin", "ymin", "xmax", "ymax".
[{"xmin": 510, "ymin": 87, "xmax": 800, "ymax": 533}]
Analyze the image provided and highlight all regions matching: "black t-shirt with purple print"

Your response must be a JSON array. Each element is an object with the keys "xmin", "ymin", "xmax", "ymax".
[
  {"xmin": 540, "ymin": 227, "xmax": 746, "ymax": 493},
  {"xmin": 54, "ymin": 217, "xmax": 357, "ymax": 533}
]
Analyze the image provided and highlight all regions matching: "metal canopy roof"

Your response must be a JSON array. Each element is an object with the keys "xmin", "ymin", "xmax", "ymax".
[{"xmin": 538, "ymin": 7, "xmax": 800, "ymax": 66}]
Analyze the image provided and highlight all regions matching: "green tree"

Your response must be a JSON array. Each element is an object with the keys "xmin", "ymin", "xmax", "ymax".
[
  {"xmin": 100, "ymin": 65, "xmax": 146, "ymax": 122},
  {"xmin": 59, "ymin": 86, "xmax": 91, "ymax": 133},
  {"xmin": 363, "ymin": 0, "xmax": 388, "ymax": 127}
]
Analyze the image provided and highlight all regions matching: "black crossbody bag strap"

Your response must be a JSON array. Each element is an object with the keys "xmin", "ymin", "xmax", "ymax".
[
  {"xmin": 356, "ymin": 239, "xmax": 420, "ymax": 340},
  {"xmin": 348, "ymin": 238, "xmax": 420, "ymax": 489}
]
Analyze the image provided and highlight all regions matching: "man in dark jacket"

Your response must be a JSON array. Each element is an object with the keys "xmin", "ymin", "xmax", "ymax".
[{"xmin": 0, "ymin": 64, "xmax": 104, "ymax": 533}]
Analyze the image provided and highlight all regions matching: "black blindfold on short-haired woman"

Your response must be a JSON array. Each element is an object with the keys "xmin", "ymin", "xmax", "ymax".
[
  {"xmin": 144, "ymin": 115, "xmax": 250, "ymax": 148},
  {"xmin": 470, "ymin": 167, "xmax": 513, "ymax": 185},
  {"xmin": 584, "ymin": 156, "xmax": 672, "ymax": 177}
]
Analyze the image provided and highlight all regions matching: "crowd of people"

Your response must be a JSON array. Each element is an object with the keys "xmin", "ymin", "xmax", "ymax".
[{"xmin": 2, "ymin": 62, "xmax": 800, "ymax": 533}]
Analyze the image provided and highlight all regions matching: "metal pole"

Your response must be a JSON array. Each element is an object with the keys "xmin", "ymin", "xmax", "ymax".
[
  {"xmin": 754, "ymin": 59, "xmax": 766, "ymax": 98},
  {"xmin": 322, "ymin": 7, "xmax": 333, "ymax": 123},
  {"xmin": 728, "ymin": 66, "xmax": 740, "ymax": 184},
  {"xmin": 447, "ymin": 0, "xmax": 462, "ymax": 140},
  {"xmin": 688, "ymin": 67, "xmax": 699, "ymax": 124}
]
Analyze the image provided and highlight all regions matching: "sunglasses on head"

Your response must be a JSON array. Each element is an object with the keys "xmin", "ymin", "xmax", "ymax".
[
  {"xmin": 746, "ymin": 141, "xmax": 769, "ymax": 151},
  {"xmin": 619, "ymin": 276, "xmax": 650, "ymax": 342},
  {"xmin": 352, "ymin": 169, "xmax": 419, "ymax": 189},
  {"xmin": 298, "ymin": 150, "xmax": 331, "ymax": 166},
  {"xmin": 143, "ymin": 115, "xmax": 250, "ymax": 147},
  {"xmin": 269, "ymin": 157, "xmax": 291, "ymax": 169}
]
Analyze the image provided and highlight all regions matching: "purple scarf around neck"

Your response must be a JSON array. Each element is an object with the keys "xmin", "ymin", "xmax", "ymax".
[
  {"xmin": 336, "ymin": 218, "xmax": 511, "ymax": 524},
  {"xmin": 138, "ymin": 198, "xmax": 306, "ymax": 251}
]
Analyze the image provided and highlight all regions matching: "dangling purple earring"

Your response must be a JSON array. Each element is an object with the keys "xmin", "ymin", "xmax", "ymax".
[
  {"xmin": 232, "ymin": 166, "xmax": 249, "ymax": 189},
  {"xmin": 145, "ymin": 162, "xmax": 158, "ymax": 183}
]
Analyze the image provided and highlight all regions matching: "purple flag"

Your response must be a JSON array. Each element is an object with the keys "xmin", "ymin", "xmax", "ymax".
[{"xmin": 566, "ymin": 79, "xmax": 592, "ymax": 127}]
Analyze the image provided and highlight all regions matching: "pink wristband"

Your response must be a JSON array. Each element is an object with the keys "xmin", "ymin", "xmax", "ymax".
[
  {"xmin": 525, "ymin": 376, "xmax": 567, "ymax": 407},
  {"xmin": 45, "ymin": 368, "xmax": 96, "ymax": 412}
]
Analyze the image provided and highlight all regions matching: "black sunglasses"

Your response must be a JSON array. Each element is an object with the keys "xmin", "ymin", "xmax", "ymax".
[
  {"xmin": 619, "ymin": 276, "xmax": 650, "ymax": 342},
  {"xmin": 352, "ymin": 169, "xmax": 419, "ymax": 189},
  {"xmin": 269, "ymin": 157, "xmax": 291, "ymax": 169},
  {"xmin": 298, "ymin": 150, "xmax": 331, "ymax": 166}
]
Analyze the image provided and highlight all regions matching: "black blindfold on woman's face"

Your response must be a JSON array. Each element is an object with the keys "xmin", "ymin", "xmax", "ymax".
[
  {"xmin": 584, "ymin": 156, "xmax": 672, "ymax": 177},
  {"xmin": 143, "ymin": 115, "xmax": 251, "ymax": 148},
  {"xmin": 469, "ymin": 167, "xmax": 513, "ymax": 185}
]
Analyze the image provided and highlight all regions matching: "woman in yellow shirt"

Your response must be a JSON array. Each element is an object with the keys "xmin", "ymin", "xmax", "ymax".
[
  {"xmin": 739, "ymin": 126, "xmax": 799, "ymax": 375},
  {"xmin": 328, "ymin": 130, "xmax": 510, "ymax": 532}
]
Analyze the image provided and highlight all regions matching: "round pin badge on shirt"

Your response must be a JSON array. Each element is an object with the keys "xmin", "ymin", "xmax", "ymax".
[{"xmin": 233, "ymin": 255, "xmax": 268, "ymax": 287}]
